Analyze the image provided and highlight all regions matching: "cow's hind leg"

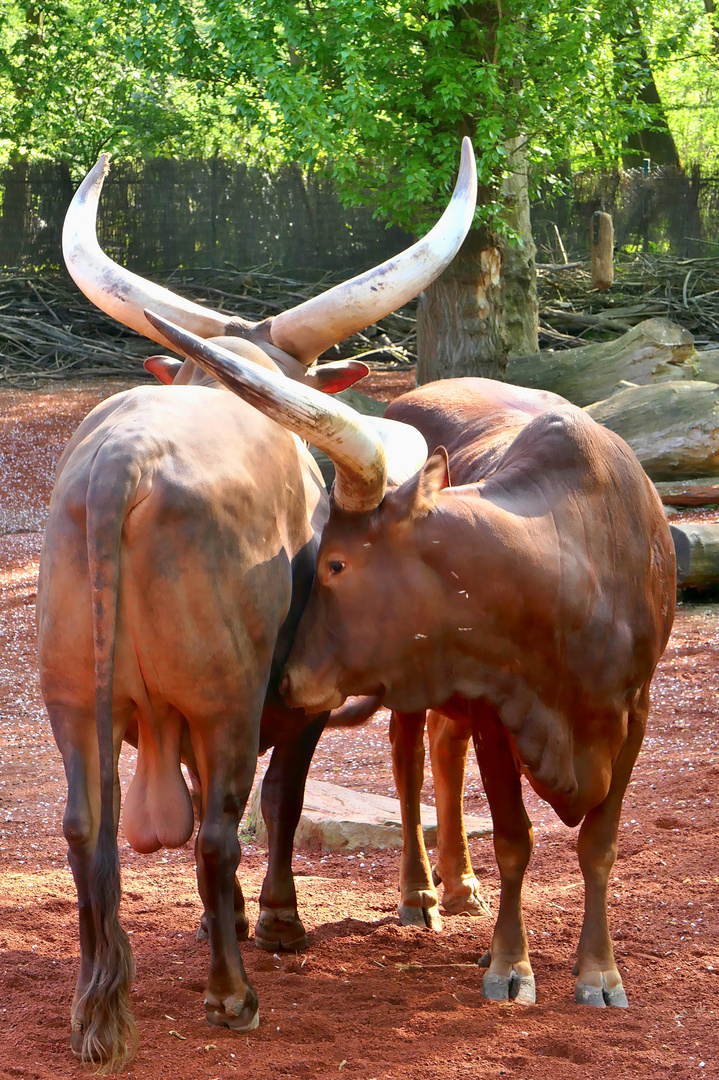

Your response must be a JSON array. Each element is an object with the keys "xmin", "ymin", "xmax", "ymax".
[
  {"xmin": 193, "ymin": 721, "xmax": 259, "ymax": 1031},
  {"xmin": 188, "ymin": 770, "xmax": 250, "ymax": 944},
  {"xmin": 391, "ymin": 711, "xmax": 442, "ymax": 930},
  {"xmin": 471, "ymin": 702, "xmax": 535, "ymax": 1004},
  {"xmin": 255, "ymin": 714, "xmax": 326, "ymax": 952},
  {"xmin": 574, "ymin": 692, "xmax": 648, "ymax": 1009},
  {"xmin": 427, "ymin": 710, "xmax": 489, "ymax": 917},
  {"xmin": 49, "ymin": 704, "xmax": 136, "ymax": 1065}
]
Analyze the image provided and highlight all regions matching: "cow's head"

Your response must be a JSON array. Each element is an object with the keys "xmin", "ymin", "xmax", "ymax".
[
  {"xmin": 99, "ymin": 140, "xmax": 476, "ymax": 711},
  {"xmin": 282, "ymin": 450, "xmax": 453, "ymax": 711},
  {"xmin": 136, "ymin": 137, "xmax": 474, "ymax": 499},
  {"xmin": 63, "ymin": 140, "xmax": 476, "ymax": 399}
]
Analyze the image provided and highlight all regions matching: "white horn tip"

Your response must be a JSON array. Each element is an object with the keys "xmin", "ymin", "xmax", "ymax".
[{"xmin": 457, "ymin": 137, "xmax": 477, "ymax": 203}]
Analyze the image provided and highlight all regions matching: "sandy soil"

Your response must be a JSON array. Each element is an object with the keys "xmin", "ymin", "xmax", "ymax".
[{"xmin": 0, "ymin": 376, "xmax": 717, "ymax": 1080}]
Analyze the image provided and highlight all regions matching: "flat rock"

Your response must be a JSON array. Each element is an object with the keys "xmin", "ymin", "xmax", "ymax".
[{"xmin": 245, "ymin": 778, "xmax": 492, "ymax": 852}]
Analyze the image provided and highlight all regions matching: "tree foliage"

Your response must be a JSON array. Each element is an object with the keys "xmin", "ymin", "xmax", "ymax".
[
  {"xmin": 198, "ymin": 0, "xmax": 700, "ymax": 230},
  {"xmin": 2, "ymin": 1, "xmax": 719, "ymax": 224},
  {"xmin": 0, "ymin": 0, "xmax": 255, "ymax": 168}
]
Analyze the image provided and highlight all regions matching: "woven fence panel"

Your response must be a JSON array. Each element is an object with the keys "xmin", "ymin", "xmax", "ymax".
[{"xmin": 0, "ymin": 158, "xmax": 410, "ymax": 276}]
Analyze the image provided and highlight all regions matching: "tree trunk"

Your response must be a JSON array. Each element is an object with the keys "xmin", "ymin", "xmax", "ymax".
[
  {"xmin": 585, "ymin": 380, "xmax": 719, "ymax": 481},
  {"xmin": 500, "ymin": 137, "xmax": 539, "ymax": 359},
  {"xmin": 507, "ymin": 317, "xmax": 695, "ymax": 406},
  {"xmin": 416, "ymin": 230, "xmax": 506, "ymax": 384},
  {"xmin": 416, "ymin": 138, "xmax": 538, "ymax": 384},
  {"xmin": 619, "ymin": 4, "xmax": 682, "ymax": 169}
]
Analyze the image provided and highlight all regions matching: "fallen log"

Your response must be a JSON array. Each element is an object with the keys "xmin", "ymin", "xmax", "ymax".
[
  {"xmin": 585, "ymin": 380, "xmax": 719, "ymax": 481},
  {"xmin": 670, "ymin": 522, "xmax": 719, "ymax": 590},
  {"xmin": 507, "ymin": 317, "xmax": 695, "ymax": 406},
  {"xmin": 691, "ymin": 349, "xmax": 719, "ymax": 384},
  {"xmin": 654, "ymin": 478, "xmax": 719, "ymax": 506}
]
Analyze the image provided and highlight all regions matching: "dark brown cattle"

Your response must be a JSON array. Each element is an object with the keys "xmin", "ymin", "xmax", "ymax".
[
  {"xmin": 37, "ymin": 145, "xmax": 477, "ymax": 1070},
  {"xmin": 147, "ymin": 342, "xmax": 674, "ymax": 1010},
  {"xmin": 282, "ymin": 377, "xmax": 676, "ymax": 1007}
]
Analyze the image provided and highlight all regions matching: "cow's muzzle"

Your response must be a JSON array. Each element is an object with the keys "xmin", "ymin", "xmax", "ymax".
[{"xmin": 279, "ymin": 665, "xmax": 345, "ymax": 713}]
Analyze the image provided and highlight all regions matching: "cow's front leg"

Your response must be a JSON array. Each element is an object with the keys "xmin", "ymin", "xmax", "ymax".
[
  {"xmin": 574, "ymin": 691, "xmax": 648, "ymax": 1008},
  {"xmin": 471, "ymin": 701, "xmax": 535, "ymax": 1004},
  {"xmin": 427, "ymin": 710, "xmax": 489, "ymax": 917},
  {"xmin": 194, "ymin": 728, "xmax": 258, "ymax": 1032},
  {"xmin": 255, "ymin": 714, "xmax": 326, "ymax": 952},
  {"xmin": 391, "ymin": 711, "xmax": 441, "ymax": 930}
]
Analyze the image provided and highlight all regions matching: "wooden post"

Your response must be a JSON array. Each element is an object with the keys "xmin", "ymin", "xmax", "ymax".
[{"xmin": 591, "ymin": 211, "xmax": 614, "ymax": 291}]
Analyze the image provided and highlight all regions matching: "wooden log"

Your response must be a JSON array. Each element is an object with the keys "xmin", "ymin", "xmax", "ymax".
[
  {"xmin": 591, "ymin": 212, "xmax": 614, "ymax": 291},
  {"xmin": 507, "ymin": 318, "xmax": 695, "ymax": 406},
  {"xmin": 654, "ymin": 478, "xmax": 719, "ymax": 506},
  {"xmin": 585, "ymin": 380, "xmax": 719, "ymax": 481},
  {"xmin": 670, "ymin": 522, "xmax": 719, "ymax": 590},
  {"xmin": 690, "ymin": 349, "xmax": 719, "ymax": 385}
]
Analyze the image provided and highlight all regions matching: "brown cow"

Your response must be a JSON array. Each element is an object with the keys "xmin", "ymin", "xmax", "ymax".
[
  {"xmin": 37, "ymin": 144, "xmax": 476, "ymax": 1069},
  {"xmin": 144, "ymin": 344, "xmax": 675, "ymax": 1010}
]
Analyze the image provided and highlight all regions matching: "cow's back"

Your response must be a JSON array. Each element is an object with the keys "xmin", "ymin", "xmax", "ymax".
[
  {"xmin": 385, "ymin": 378, "xmax": 567, "ymax": 483},
  {"xmin": 37, "ymin": 384, "xmax": 325, "ymax": 723},
  {"xmin": 386, "ymin": 377, "xmax": 676, "ymax": 714}
]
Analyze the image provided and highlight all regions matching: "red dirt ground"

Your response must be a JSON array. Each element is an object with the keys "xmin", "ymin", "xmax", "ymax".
[{"xmin": 0, "ymin": 376, "xmax": 717, "ymax": 1080}]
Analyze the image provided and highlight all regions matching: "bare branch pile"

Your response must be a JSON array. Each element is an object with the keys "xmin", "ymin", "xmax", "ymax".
[
  {"xmin": 0, "ymin": 266, "xmax": 418, "ymax": 386},
  {"xmin": 538, "ymin": 252, "xmax": 719, "ymax": 348},
  {"xmin": 4, "ymin": 251, "xmax": 719, "ymax": 387}
]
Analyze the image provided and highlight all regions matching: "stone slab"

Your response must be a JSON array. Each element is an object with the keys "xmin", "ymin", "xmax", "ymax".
[{"xmin": 245, "ymin": 778, "xmax": 493, "ymax": 852}]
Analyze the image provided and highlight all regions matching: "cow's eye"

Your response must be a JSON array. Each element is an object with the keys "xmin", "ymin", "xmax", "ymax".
[{"xmin": 328, "ymin": 560, "xmax": 346, "ymax": 576}]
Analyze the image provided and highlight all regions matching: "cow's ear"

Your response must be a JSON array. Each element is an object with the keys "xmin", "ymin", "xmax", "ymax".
[
  {"xmin": 305, "ymin": 360, "xmax": 370, "ymax": 394},
  {"xmin": 387, "ymin": 448, "xmax": 450, "ymax": 521},
  {"xmin": 144, "ymin": 355, "xmax": 184, "ymax": 384}
]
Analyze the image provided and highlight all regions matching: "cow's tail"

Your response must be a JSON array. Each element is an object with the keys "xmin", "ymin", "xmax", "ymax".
[{"xmin": 75, "ymin": 454, "xmax": 141, "ymax": 1072}]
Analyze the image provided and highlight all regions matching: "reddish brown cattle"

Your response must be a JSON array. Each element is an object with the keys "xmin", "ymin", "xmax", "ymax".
[
  {"xmin": 147, "ymin": 340, "xmax": 675, "ymax": 1010},
  {"xmin": 37, "ymin": 144, "xmax": 476, "ymax": 1070},
  {"xmin": 283, "ymin": 378, "xmax": 676, "ymax": 1007}
]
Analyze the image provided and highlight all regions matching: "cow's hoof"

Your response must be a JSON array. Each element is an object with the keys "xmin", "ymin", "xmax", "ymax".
[
  {"xmin": 254, "ymin": 909, "xmax": 307, "ymax": 952},
  {"xmin": 69, "ymin": 1018, "xmax": 120, "ymax": 1065},
  {"xmin": 482, "ymin": 969, "xmax": 536, "ymax": 1004},
  {"xmin": 70, "ymin": 1020, "xmax": 84, "ymax": 1060},
  {"xmin": 398, "ymin": 901, "xmax": 442, "ymax": 931},
  {"xmin": 205, "ymin": 990, "xmax": 260, "ymax": 1032},
  {"xmin": 441, "ymin": 882, "xmax": 491, "ymax": 918},
  {"xmin": 197, "ymin": 911, "xmax": 250, "ymax": 942},
  {"xmin": 575, "ymin": 975, "xmax": 628, "ymax": 1008}
]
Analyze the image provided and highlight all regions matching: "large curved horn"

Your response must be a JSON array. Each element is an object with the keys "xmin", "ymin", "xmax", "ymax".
[
  {"xmin": 65, "ymin": 140, "xmax": 475, "ymax": 367},
  {"xmin": 62, "ymin": 155, "xmax": 234, "ymax": 350},
  {"xmin": 145, "ymin": 311, "xmax": 427, "ymax": 513},
  {"xmin": 267, "ymin": 137, "xmax": 477, "ymax": 363}
]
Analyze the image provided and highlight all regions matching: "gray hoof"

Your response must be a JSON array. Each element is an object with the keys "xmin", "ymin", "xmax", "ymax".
[
  {"xmin": 482, "ymin": 969, "xmax": 536, "ymax": 1004},
  {"xmin": 575, "ymin": 978, "xmax": 628, "ymax": 1008},
  {"xmin": 398, "ymin": 902, "xmax": 442, "ymax": 932},
  {"xmin": 442, "ymin": 889, "xmax": 491, "ymax": 918}
]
